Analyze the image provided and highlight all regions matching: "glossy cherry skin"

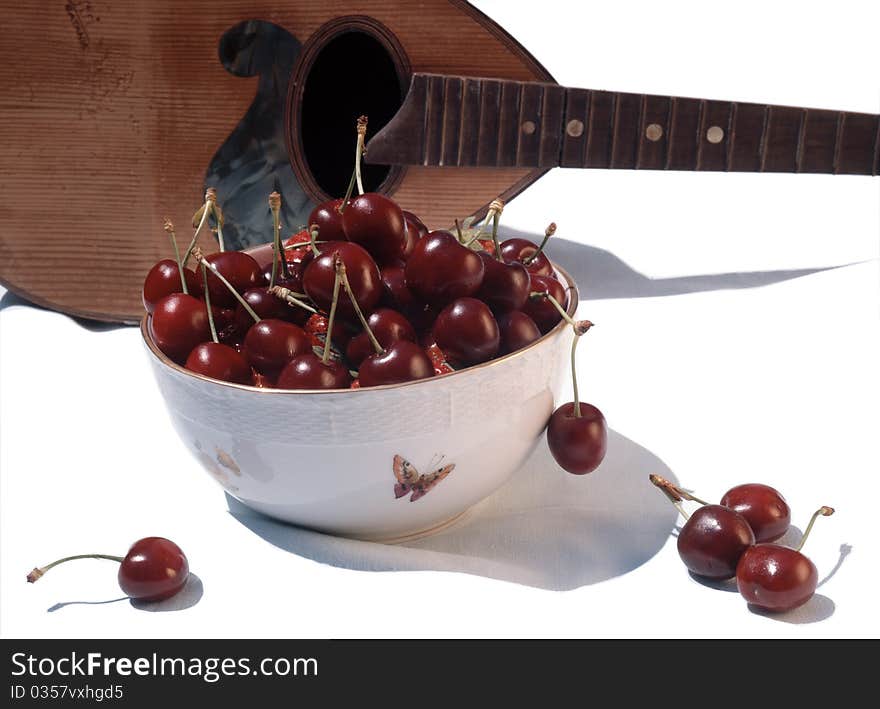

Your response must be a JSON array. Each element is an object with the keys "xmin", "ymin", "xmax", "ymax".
[
  {"xmin": 204, "ymin": 251, "xmax": 262, "ymax": 308},
  {"xmin": 522, "ymin": 275, "xmax": 568, "ymax": 333},
  {"xmin": 184, "ymin": 342, "xmax": 252, "ymax": 384},
  {"xmin": 432, "ymin": 297, "xmax": 500, "ymax": 365},
  {"xmin": 234, "ymin": 288, "xmax": 288, "ymax": 336},
  {"xmin": 546, "ymin": 402, "xmax": 607, "ymax": 474},
  {"xmin": 380, "ymin": 262, "xmax": 419, "ymax": 314},
  {"xmin": 721, "ymin": 483, "xmax": 791, "ymax": 543},
  {"xmin": 308, "ymin": 198, "xmax": 347, "ymax": 242},
  {"xmin": 150, "ymin": 293, "xmax": 211, "ymax": 364},
  {"xmin": 346, "ymin": 308, "xmax": 417, "ymax": 367},
  {"xmin": 496, "ymin": 310, "xmax": 541, "ymax": 355},
  {"xmin": 118, "ymin": 537, "xmax": 189, "ymax": 602},
  {"xmin": 405, "ymin": 231, "xmax": 485, "ymax": 305},
  {"xmin": 677, "ymin": 505, "xmax": 755, "ymax": 580},
  {"xmin": 500, "ymin": 238, "xmax": 553, "ymax": 277},
  {"xmin": 303, "ymin": 241, "xmax": 381, "ymax": 318},
  {"xmin": 736, "ymin": 544, "xmax": 818, "ymax": 612},
  {"xmin": 342, "ymin": 193, "xmax": 406, "ymax": 264},
  {"xmin": 277, "ymin": 352, "xmax": 352, "ymax": 390},
  {"xmin": 242, "ymin": 319, "xmax": 310, "ymax": 376},
  {"xmin": 261, "ymin": 262, "xmax": 304, "ymax": 295},
  {"xmin": 142, "ymin": 259, "xmax": 202, "ymax": 314},
  {"xmin": 476, "ymin": 251, "xmax": 531, "ymax": 312},
  {"xmin": 358, "ymin": 340, "xmax": 434, "ymax": 387},
  {"xmin": 401, "ymin": 210, "xmax": 428, "ymax": 260}
]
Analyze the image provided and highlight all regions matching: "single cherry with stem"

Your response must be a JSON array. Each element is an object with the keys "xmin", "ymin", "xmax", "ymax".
[
  {"xmin": 432, "ymin": 297, "xmax": 500, "ymax": 366},
  {"xmin": 650, "ymin": 475, "xmax": 755, "ymax": 580},
  {"xmin": 736, "ymin": 506, "xmax": 834, "ymax": 612},
  {"xmin": 523, "ymin": 276, "xmax": 568, "ymax": 333},
  {"xmin": 474, "ymin": 201, "xmax": 531, "ymax": 312},
  {"xmin": 500, "ymin": 222, "xmax": 556, "ymax": 277},
  {"xmin": 142, "ymin": 219, "xmax": 202, "ymax": 312},
  {"xmin": 267, "ymin": 191, "xmax": 293, "ymax": 288},
  {"xmin": 303, "ymin": 241, "xmax": 381, "ymax": 317},
  {"xmin": 405, "ymin": 230, "xmax": 485, "ymax": 305},
  {"xmin": 149, "ymin": 292, "xmax": 211, "ymax": 364},
  {"xmin": 346, "ymin": 307, "xmax": 417, "ymax": 367},
  {"xmin": 27, "ymin": 537, "xmax": 189, "ymax": 602},
  {"xmin": 721, "ymin": 483, "xmax": 791, "ymax": 543}
]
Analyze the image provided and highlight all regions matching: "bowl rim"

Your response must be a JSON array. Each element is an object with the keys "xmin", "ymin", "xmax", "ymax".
[{"xmin": 142, "ymin": 263, "xmax": 579, "ymax": 395}]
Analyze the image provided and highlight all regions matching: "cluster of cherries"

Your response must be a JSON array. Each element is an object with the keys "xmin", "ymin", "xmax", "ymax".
[
  {"xmin": 650, "ymin": 475, "xmax": 834, "ymax": 613},
  {"xmin": 143, "ymin": 117, "xmax": 608, "ymax": 476}
]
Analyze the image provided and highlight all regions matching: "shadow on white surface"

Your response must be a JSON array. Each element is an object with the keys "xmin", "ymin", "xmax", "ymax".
[
  {"xmin": 818, "ymin": 544, "xmax": 852, "ymax": 588},
  {"xmin": 46, "ymin": 574, "xmax": 204, "ymax": 613},
  {"xmin": 0, "ymin": 290, "xmax": 127, "ymax": 331},
  {"xmin": 227, "ymin": 430, "xmax": 679, "ymax": 591}
]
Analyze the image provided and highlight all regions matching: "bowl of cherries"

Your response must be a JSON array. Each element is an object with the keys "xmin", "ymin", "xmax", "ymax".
[{"xmin": 141, "ymin": 119, "xmax": 605, "ymax": 541}]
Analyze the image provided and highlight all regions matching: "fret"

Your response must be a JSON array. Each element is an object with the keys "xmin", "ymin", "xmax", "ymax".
[
  {"xmin": 667, "ymin": 97, "xmax": 701, "ymax": 170},
  {"xmin": 539, "ymin": 84, "xmax": 565, "ymax": 167},
  {"xmin": 476, "ymin": 79, "xmax": 501, "ymax": 167},
  {"xmin": 440, "ymin": 77, "xmax": 462, "ymax": 167},
  {"xmin": 496, "ymin": 80, "xmax": 521, "ymax": 167},
  {"xmin": 833, "ymin": 112, "xmax": 844, "ymax": 174},
  {"xmin": 424, "ymin": 75, "xmax": 445, "ymax": 166},
  {"xmin": 585, "ymin": 90, "xmax": 615, "ymax": 168},
  {"xmin": 874, "ymin": 117, "xmax": 880, "ymax": 177},
  {"xmin": 837, "ymin": 112, "xmax": 878, "ymax": 174},
  {"xmin": 610, "ymin": 92, "xmax": 642, "ymax": 168},
  {"xmin": 459, "ymin": 78, "xmax": 481, "ymax": 166},
  {"xmin": 729, "ymin": 102, "xmax": 764, "ymax": 171},
  {"xmin": 800, "ymin": 109, "xmax": 837, "ymax": 173},
  {"xmin": 516, "ymin": 83, "xmax": 543, "ymax": 166},
  {"xmin": 636, "ymin": 94, "xmax": 671, "ymax": 170},
  {"xmin": 795, "ymin": 108, "xmax": 807, "ymax": 172},
  {"xmin": 763, "ymin": 105, "xmax": 803, "ymax": 172},
  {"xmin": 697, "ymin": 100, "xmax": 734, "ymax": 171},
  {"xmin": 560, "ymin": 88, "xmax": 590, "ymax": 167}
]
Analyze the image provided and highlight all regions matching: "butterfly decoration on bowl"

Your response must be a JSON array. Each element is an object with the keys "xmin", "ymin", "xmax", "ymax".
[{"xmin": 392, "ymin": 454, "xmax": 455, "ymax": 502}]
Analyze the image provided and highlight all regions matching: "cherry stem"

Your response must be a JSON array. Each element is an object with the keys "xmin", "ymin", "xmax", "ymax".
[
  {"xmin": 202, "ymin": 262, "xmax": 219, "ymax": 344},
  {"xmin": 182, "ymin": 189, "xmax": 216, "ymax": 267},
  {"xmin": 649, "ymin": 474, "xmax": 691, "ymax": 521},
  {"xmin": 524, "ymin": 223, "xmax": 556, "ymax": 265},
  {"xmin": 192, "ymin": 246, "xmax": 261, "ymax": 323},
  {"xmin": 464, "ymin": 199, "xmax": 503, "ymax": 247},
  {"xmin": 163, "ymin": 218, "xmax": 188, "ymax": 295},
  {"xmin": 797, "ymin": 506, "xmax": 835, "ymax": 552},
  {"xmin": 454, "ymin": 218, "xmax": 463, "ymax": 242},
  {"xmin": 322, "ymin": 261, "xmax": 343, "ymax": 365},
  {"xmin": 539, "ymin": 292, "xmax": 577, "ymax": 329},
  {"xmin": 268, "ymin": 191, "xmax": 290, "ymax": 287},
  {"xmin": 211, "ymin": 201, "xmax": 226, "ymax": 252},
  {"xmin": 268, "ymin": 286, "xmax": 318, "ymax": 315},
  {"xmin": 491, "ymin": 209, "xmax": 502, "ymax": 261},
  {"xmin": 308, "ymin": 224, "xmax": 321, "ymax": 257},
  {"xmin": 27, "ymin": 554, "xmax": 124, "ymax": 583},
  {"xmin": 355, "ymin": 115, "xmax": 367, "ymax": 196},
  {"xmin": 285, "ymin": 240, "xmax": 327, "ymax": 251},
  {"xmin": 570, "ymin": 328, "xmax": 582, "ymax": 417},
  {"xmin": 338, "ymin": 261, "xmax": 382, "ymax": 354}
]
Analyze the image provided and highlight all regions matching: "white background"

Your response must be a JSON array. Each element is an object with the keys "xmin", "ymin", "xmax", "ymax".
[{"xmin": 1, "ymin": 0, "xmax": 878, "ymax": 638}]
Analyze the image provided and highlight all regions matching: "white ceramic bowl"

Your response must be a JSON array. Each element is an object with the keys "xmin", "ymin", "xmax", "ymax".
[{"xmin": 142, "ymin": 253, "xmax": 578, "ymax": 541}]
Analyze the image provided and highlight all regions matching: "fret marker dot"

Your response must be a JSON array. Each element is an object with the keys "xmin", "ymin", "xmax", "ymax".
[
  {"xmin": 707, "ymin": 126, "xmax": 724, "ymax": 144},
  {"xmin": 566, "ymin": 119, "xmax": 584, "ymax": 138},
  {"xmin": 645, "ymin": 124, "xmax": 663, "ymax": 142},
  {"xmin": 522, "ymin": 120, "xmax": 536, "ymax": 135}
]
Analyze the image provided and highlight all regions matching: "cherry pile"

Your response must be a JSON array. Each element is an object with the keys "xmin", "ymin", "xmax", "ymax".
[{"xmin": 650, "ymin": 475, "xmax": 835, "ymax": 613}]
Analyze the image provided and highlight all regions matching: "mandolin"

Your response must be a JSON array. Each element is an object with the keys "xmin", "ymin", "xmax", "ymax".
[{"xmin": 0, "ymin": 0, "xmax": 877, "ymax": 323}]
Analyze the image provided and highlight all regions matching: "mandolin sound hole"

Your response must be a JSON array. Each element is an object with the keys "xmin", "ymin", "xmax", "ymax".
[{"xmin": 301, "ymin": 30, "xmax": 405, "ymax": 198}]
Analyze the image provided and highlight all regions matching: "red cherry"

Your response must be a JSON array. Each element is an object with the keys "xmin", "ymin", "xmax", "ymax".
[
  {"xmin": 150, "ymin": 293, "xmax": 211, "ymax": 364},
  {"xmin": 405, "ymin": 231, "xmax": 485, "ymax": 305},
  {"xmin": 432, "ymin": 297, "xmax": 499, "ymax": 365},
  {"xmin": 234, "ymin": 288, "xmax": 288, "ymax": 335},
  {"xmin": 358, "ymin": 340, "xmax": 434, "ymax": 388},
  {"xmin": 118, "ymin": 537, "xmax": 189, "ymax": 602},
  {"xmin": 401, "ymin": 210, "xmax": 428, "ymax": 260},
  {"xmin": 185, "ymin": 342, "xmax": 252, "ymax": 384},
  {"xmin": 303, "ymin": 242, "xmax": 381, "ymax": 318},
  {"xmin": 546, "ymin": 402, "xmax": 607, "ymax": 474},
  {"xmin": 308, "ymin": 198, "xmax": 348, "ymax": 242},
  {"xmin": 476, "ymin": 251, "xmax": 531, "ymax": 312},
  {"xmin": 277, "ymin": 353, "xmax": 352, "ymax": 390},
  {"xmin": 342, "ymin": 193, "xmax": 406, "ymax": 264},
  {"xmin": 262, "ymin": 262, "xmax": 304, "ymax": 294},
  {"xmin": 242, "ymin": 319, "xmax": 310, "ymax": 376},
  {"xmin": 677, "ymin": 505, "xmax": 755, "ymax": 580},
  {"xmin": 523, "ymin": 275, "xmax": 568, "ymax": 333},
  {"xmin": 142, "ymin": 259, "xmax": 202, "ymax": 314},
  {"xmin": 203, "ymin": 251, "xmax": 262, "ymax": 308},
  {"xmin": 346, "ymin": 308, "xmax": 417, "ymax": 367},
  {"xmin": 721, "ymin": 484, "xmax": 791, "ymax": 543},
  {"xmin": 500, "ymin": 237, "xmax": 553, "ymax": 276},
  {"xmin": 380, "ymin": 262, "xmax": 419, "ymax": 314},
  {"xmin": 497, "ymin": 310, "xmax": 541, "ymax": 355}
]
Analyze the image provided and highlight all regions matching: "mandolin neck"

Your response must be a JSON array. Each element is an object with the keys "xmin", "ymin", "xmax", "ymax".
[{"xmin": 366, "ymin": 73, "xmax": 880, "ymax": 176}]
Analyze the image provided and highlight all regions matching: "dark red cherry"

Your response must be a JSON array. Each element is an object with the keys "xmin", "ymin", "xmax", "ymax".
[
  {"xmin": 342, "ymin": 193, "xmax": 406, "ymax": 264},
  {"xmin": 405, "ymin": 230, "xmax": 485, "ymax": 305},
  {"xmin": 546, "ymin": 402, "xmax": 607, "ymax": 474},
  {"xmin": 380, "ymin": 262, "xmax": 419, "ymax": 314},
  {"xmin": 432, "ymin": 297, "xmax": 499, "ymax": 365},
  {"xmin": 401, "ymin": 210, "xmax": 428, "ymax": 260},
  {"xmin": 242, "ymin": 319, "xmax": 309, "ymax": 376},
  {"xmin": 523, "ymin": 275, "xmax": 568, "ymax": 333},
  {"xmin": 677, "ymin": 505, "xmax": 755, "ymax": 580},
  {"xmin": 203, "ymin": 251, "xmax": 262, "ymax": 308},
  {"xmin": 303, "ymin": 241, "xmax": 381, "ymax": 318},
  {"xmin": 500, "ymin": 237, "xmax": 553, "ymax": 277},
  {"xmin": 736, "ymin": 544, "xmax": 817, "ymax": 612},
  {"xmin": 234, "ymin": 288, "xmax": 287, "ymax": 335},
  {"xmin": 142, "ymin": 259, "xmax": 202, "ymax": 314},
  {"xmin": 497, "ymin": 310, "xmax": 541, "ymax": 355},
  {"xmin": 358, "ymin": 340, "xmax": 434, "ymax": 388},
  {"xmin": 262, "ymin": 262, "xmax": 304, "ymax": 293},
  {"xmin": 184, "ymin": 342, "xmax": 251, "ymax": 384},
  {"xmin": 118, "ymin": 537, "xmax": 189, "ymax": 602},
  {"xmin": 308, "ymin": 198, "xmax": 348, "ymax": 242},
  {"xmin": 150, "ymin": 293, "xmax": 211, "ymax": 364},
  {"xmin": 476, "ymin": 251, "xmax": 531, "ymax": 312},
  {"xmin": 721, "ymin": 484, "xmax": 791, "ymax": 543},
  {"xmin": 346, "ymin": 308, "xmax": 417, "ymax": 367},
  {"xmin": 277, "ymin": 353, "xmax": 352, "ymax": 390}
]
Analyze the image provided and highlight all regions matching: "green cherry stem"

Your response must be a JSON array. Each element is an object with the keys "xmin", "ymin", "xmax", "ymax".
[
  {"xmin": 454, "ymin": 218, "xmax": 464, "ymax": 242},
  {"xmin": 210, "ymin": 198, "xmax": 226, "ymax": 252},
  {"xmin": 183, "ymin": 188, "xmax": 216, "ymax": 267},
  {"xmin": 354, "ymin": 115, "xmax": 367, "ymax": 196},
  {"xmin": 201, "ymin": 262, "xmax": 219, "ymax": 343},
  {"xmin": 191, "ymin": 246, "xmax": 261, "ymax": 323},
  {"xmin": 268, "ymin": 286, "xmax": 318, "ymax": 315},
  {"xmin": 464, "ymin": 199, "xmax": 504, "ymax": 248},
  {"xmin": 337, "ymin": 260, "xmax": 382, "ymax": 354},
  {"xmin": 268, "ymin": 191, "xmax": 290, "ymax": 287},
  {"xmin": 163, "ymin": 218, "xmax": 188, "ymax": 295},
  {"xmin": 524, "ymin": 222, "xmax": 556, "ymax": 265},
  {"xmin": 534, "ymin": 292, "xmax": 577, "ymax": 329},
  {"xmin": 797, "ymin": 506, "xmax": 835, "ymax": 553},
  {"xmin": 322, "ymin": 262, "xmax": 343, "ymax": 365},
  {"xmin": 27, "ymin": 554, "xmax": 124, "ymax": 583},
  {"xmin": 308, "ymin": 225, "xmax": 321, "ymax": 257}
]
